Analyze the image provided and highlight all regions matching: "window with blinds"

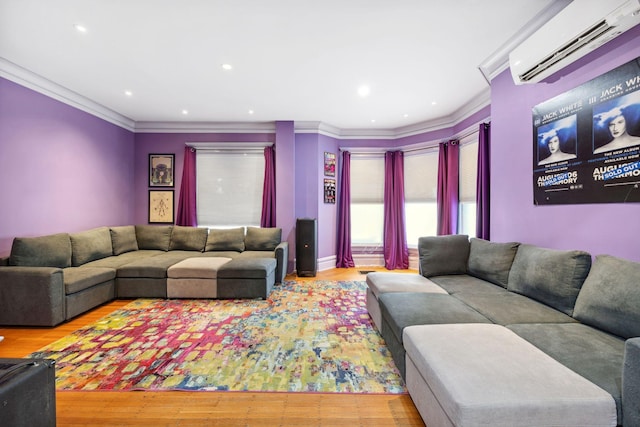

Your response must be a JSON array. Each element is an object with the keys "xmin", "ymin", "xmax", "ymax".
[
  {"xmin": 350, "ymin": 155, "xmax": 385, "ymax": 245},
  {"xmin": 404, "ymin": 149, "xmax": 439, "ymax": 246},
  {"xmin": 196, "ymin": 150, "xmax": 265, "ymax": 228},
  {"xmin": 459, "ymin": 136, "xmax": 478, "ymax": 237}
]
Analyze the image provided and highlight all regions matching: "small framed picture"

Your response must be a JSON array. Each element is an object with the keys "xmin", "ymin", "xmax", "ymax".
[
  {"xmin": 149, "ymin": 153, "xmax": 175, "ymax": 187},
  {"xmin": 324, "ymin": 178, "xmax": 336, "ymax": 204},
  {"xmin": 148, "ymin": 190, "xmax": 174, "ymax": 224},
  {"xmin": 324, "ymin": 152, "xmax": 336, "ymax": 177}
]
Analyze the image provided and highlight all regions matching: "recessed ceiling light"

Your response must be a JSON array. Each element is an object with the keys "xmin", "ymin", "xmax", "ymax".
[
  {"xmin": 358, "ymin": 85, "xmax": 371, "ymax": 97},
  {"xmin": 248, "ymin": 109, "xmax": 254, "ymax": 115},
  {"xmin": 181, "ymin": 109, "xmax": 189, "ymax": 115},
  {"xmin": 221, "ymin": 63, "xmax": 233, "ymax": 70},
  {"xmin": 124, "ymin": 90, "xmax": 133, "ymax": 97},
  {"xmin": 403, "ymin": 113, "xmax": 409, "ymax": 118},
  {"xmin": 431, "ymin": 101, "xmax": 437, "ymax": 106},
  {"xmin": 74, "ymin": 24, "xmax": 87, "ymax": 33},
  {"xmin": 370, "ymin": 119, "xmax": 376, "ymax": 123}
]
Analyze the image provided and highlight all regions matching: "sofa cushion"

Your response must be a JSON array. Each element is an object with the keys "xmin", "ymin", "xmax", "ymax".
[
  {"xmin": 508, "ymin": 322, "xmax": 625, "ymax": 423},
  {"xmin": 169, "ymin": 226, "xmax": 207, "ymax": 251},
  {"xmin": 379, "ymin": 292, "xmax": 491, "ymax": 344},
  {"xmin": 404, "ymin": 324, "xmax": 618, "ymax": 427},
  {"xmin": 70, "ymin": 227, "xmax": 113, "ymax": 266},
  {"xmin": 116, "ymin": 252, "xmax": 190, "ymax": 279},
  {"xmin": 9, "ymin": 233, "xmax": 72, "ymax": 268},
  {"xmin": 110, "ymin": 226, "xmax": 138, "ymax": 255},
  {"xmin": 453, "ymin": 292, "xmax": 576, "ymax": 325},
  {"xmin": 467, "ymin": 238, "xmax": 519, "ymax": 288},
  {"xmin": 366, "ymin": 272, "xmax": 447, "ymax": 299},
  {"xmin": 244, "ymin": 227, "xmax": 281, "ymax": 251},
  {"xmin": 507, "ymin": 244, "xmax": 591, "ymax": 316},
  {"xmin": 431, "ymin": 274, "xmax": 509, "ymax": 296},
  {"xmin": 135, "ymin": 225, "xmax": 172, "ymax": 251},
  {"xmin": 573, "ymin": 254, "xmax": 640, "ymax": 339},
  {"xmin": 205, "ymin": 227, "xmax": 245, "ymax": 252},
  {"xmin": 63, "ymin": 267, "xmax": 116, "ymax": 294},
  {"xmin": 418, "ymin": 235, "xmax": 469, "ymax": 277}
]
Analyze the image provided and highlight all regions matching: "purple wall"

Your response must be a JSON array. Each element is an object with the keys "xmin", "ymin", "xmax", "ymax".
[
  {"xmin": 133, "ymin": 132, "xmax": 275, "ymax": 225},
  {"xmin": 293, "ymin": 133, "xmax": 340, "ymax": 260},
  {"xmin": 0, "ymin": 77, "xmax": 135, "ymax": 257},
  {"xmin": 491, "ymin": 25, "xmax": 640, "ymax": 261},
  {"xmin": 316, "ymin": 134, "xmax": 339, "ymax": 259},
  {"xmin": 295, "ymin": 133, "xmax": 320, "ymax": 218},
  {"xmin": 275, "ymin": 121, "xmax": 296, "ymax": 268}
]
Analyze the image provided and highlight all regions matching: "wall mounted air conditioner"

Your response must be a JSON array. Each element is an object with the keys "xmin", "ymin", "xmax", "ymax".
[{"xmin": 509, "ymin": 0, "xmax": 640, "ymax": 85}]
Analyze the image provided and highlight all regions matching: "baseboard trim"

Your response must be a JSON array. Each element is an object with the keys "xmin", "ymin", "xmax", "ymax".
[{"xmin": 292, "ymin": 253, "xmax": 419, "ymax": 271}]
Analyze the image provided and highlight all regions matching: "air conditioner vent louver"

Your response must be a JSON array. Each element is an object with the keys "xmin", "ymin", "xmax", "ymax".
[
  {"xmin": 519, "ymin": 20, "xmax": 613, "ymax": 82},
  {"xmin": 509, "ymin": 0, "xmax": 640, "ymax": 85}
]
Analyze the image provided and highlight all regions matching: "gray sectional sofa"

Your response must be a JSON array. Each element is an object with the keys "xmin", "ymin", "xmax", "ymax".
[
  {"xmin": 366, "ymin": 235, "xmax": 640, "ymax": 426},
  {"xmin": 0, "ymin": 225, "xmax": 288, "ymax": 327}
]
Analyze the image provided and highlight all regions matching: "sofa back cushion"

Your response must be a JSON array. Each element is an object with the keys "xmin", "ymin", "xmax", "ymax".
[
  {"xmin": 70, "ymin": 227, "xmax": 113, "ymax": 266},
  {"xmin": 9, "ymin": 233, "xmax": 72, "ymax": 268},
  {"xmin": 467, "ymin": 238, "xmax": 520, "ymax": 288},
  {"xmin": 110, "ymin": 226, "xmax": 139, "ymax": 255},
  {"xmin": 244, "ymin": 227, "xmax": 282, "ymax": 251},
  {"xmin": 507, "ymin": 244, "xmax": 592, "ymax": 316},
  {"xmin": 135, "ymin": 225, "xmax": 172, "ymax": 251},
  {"xmin": 418, "ymin": 235, "xmax": 469, "ymax": 277},
  {"xmin": 170, "ymin": 226, "xmax": 207, "ymax": 251},
  {"xmin": 205, "ymin": 228, "xmax": 245, "ymax": 252},
  {"xmin": 573, "ymin": 255, "xmax": 640, "ymax": 339}
]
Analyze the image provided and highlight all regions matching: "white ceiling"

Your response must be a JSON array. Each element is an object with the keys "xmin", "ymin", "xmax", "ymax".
[{"xmin": 0, "ymin": 0, "xmax": 565, "ymax": 132}]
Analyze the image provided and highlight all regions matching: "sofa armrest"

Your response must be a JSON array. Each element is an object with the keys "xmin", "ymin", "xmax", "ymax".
[
  {"xmin": 0, "ymin": 266, "xmax": 66, "ymax": 326},
  {"xmin": 274, "ymin": 241, "xmax": 289, "ymax": 284},
  {"xmin": 624, "ymin": 337, "xmax": 640, "ymax": 427},
  {"xmin": 0, "ymin": 257, "xmax": 8, "ymax": 266}
]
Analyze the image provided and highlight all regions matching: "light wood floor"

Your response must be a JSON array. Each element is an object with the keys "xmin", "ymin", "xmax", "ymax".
[{"xmin": 0, "ymin": 267, "xmax": 425, "ymax": 426}]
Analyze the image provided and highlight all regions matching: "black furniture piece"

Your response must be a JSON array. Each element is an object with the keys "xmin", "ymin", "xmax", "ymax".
[
  {"xmin": 296, "ymin": 218, "xmax": 317, "ymax": 277},
  {"xmin": 0, "ymin": 358, "xmax": 56, "ymax": 427}
]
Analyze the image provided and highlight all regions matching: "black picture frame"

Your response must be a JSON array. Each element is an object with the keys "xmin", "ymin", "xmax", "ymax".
[
  {"xmin": 149, "ymin": 153, "xmax": 175, "ymax": 187},
  {"xmin": 324, "ymin": 152, "xmax": 336, "ymax": 177},
  {"xmin": 148, "ymin": 190, "xmax": 174, "ymax": 224},
  {"xmin": 324, "ymin": 178, "xmax": 336, "ymax": 204}
]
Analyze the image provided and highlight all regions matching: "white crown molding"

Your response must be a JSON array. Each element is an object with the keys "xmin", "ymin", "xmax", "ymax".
[
  {"xmin": 294, "ymin": 121, "xmax": 342, "ymax": 138},
  {"xmin": 294, "ymin": 88, "xmax": 491, "ymax": 141},
  {"xmin": 186, "ymin": 141, "xmax": 271, "ymax": 150},
  {"xmin": 0, "ymin": 57, "xmax": 136, "ymax": 132},
  {"xmin": 477, "ymin": 0, "xmax": 572, "ymax": 82},
  {"xmin": 135, "ymin": 121, "xmax": 276, "ymax": 133},
  {"xmin": 2, "ymin": 56, "xmax": 490, "ymax": 139},
  {"xmin": 392, "ymin": 87, "xmax": 491, "ymax": 140}
]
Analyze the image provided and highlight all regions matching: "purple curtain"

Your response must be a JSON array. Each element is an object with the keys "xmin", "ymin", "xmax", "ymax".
[
  {"xmin": 336, "ymin": 151, "xmax": 355, "ymax": 268},
  {"xmin": 383, "ymin": 151, "xmax": 409, "ymax": 270},
  {"xmin": 260, "ymin": 145, "xmax": 276, "ymax": 228},
  {"xmin": 437, "ymin": 140, "xmax": 460, "ymax": 235},
  {"xmin": 175, "ymin": 146, "xmax": 197, "ymax": 226},
  {"xmin": 476, "ymin": 122, "xmax": 491, "ymax": 239}
]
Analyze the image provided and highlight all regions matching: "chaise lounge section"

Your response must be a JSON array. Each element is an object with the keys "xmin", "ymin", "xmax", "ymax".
[
  {"xmin": 0, "ymin": 225, "xmax": 288, "ymax": 327},
  {"xmin": 366, "ymin": 235, "xmax": 640, "ymax": 426}
]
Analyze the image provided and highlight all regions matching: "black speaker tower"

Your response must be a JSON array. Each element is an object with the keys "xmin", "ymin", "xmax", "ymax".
[{"xmin": 296, "ymin": 218, "xmax": 317, "ymax": 277}]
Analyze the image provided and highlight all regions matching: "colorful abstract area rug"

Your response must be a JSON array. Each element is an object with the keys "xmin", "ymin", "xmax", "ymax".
[{"xmin": 29, "ymin": 280, "xmax": 405, "ymax": 394}]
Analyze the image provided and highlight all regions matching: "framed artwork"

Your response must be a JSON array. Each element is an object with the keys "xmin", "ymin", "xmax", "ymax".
[
  {"xmin": 324, "ymin": 178, "xmax": 336, "ymax": 204},
  {"xmin": 324, "ymin": 152, "xmax": 336, "ymax": 177},
  {"xmin": 148, "ymin": 190, "xmax": 174, "ymax": 224},
  {"xmin": 149, "ymin": 153, "xmax": 175, "ymax": 187}
]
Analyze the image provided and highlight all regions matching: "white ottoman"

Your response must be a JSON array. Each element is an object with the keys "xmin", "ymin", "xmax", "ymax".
[
  {"xmin": 403, "ymin": 323, "xmax": 617, "ymax": 427},
  {"xmin": 365, "ymin": 272, "xmax": 447, "ymax": 331},
  {"xmin": 167, "ymin": 257, "xmax": 232, "ymax": 298}
]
